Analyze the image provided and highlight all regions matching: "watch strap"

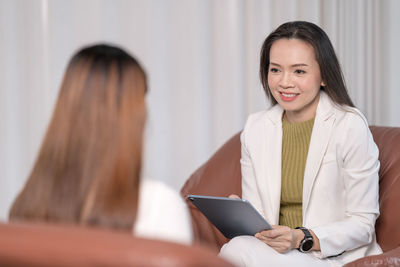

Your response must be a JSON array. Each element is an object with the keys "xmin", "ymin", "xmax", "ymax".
[
  {"xmin": 295, "ymin": 226, "xmax": 312, "ymax": 239},
  {"xmin": 295, "ymin": 227, "xmax": 314, "ymax": 252}
]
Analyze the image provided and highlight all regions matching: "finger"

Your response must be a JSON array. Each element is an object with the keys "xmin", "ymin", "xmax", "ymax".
[
  {"xmin": 264, "ymin": 238, "xmax": 292, "ymax": 248},
  {"xmin": 255, "ymin": 234, "xmax": 273, "ymax": 246},
  {"xmin": 265, "ymin": 239, "xmax": 288, "ymax": 246},
  {"xmin": 260, "ymin": 230, "xmax": 293, "ymax": 243},
  {"xmin": 228, "ymin": 194, "xmax": 240, "ymax": 199},
  {"xmin": 271, "ymin": 225, "xmax": 292, "ymax": 235},
  {"xmin": 255, "ymin": 233, "xmax": 272, "ymax": 242},
  {"xmin": 262, "ymin": 229, "xmax": 283, "ymax": 239}
]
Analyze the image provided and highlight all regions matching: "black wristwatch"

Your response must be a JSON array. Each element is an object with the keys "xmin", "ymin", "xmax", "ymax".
[{"xmin": 295, "ymin": 227, "xmax": 314, "ymax": 252}]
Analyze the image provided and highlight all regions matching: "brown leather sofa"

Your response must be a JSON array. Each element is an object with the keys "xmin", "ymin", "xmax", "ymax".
[
  {"xmin": 0, "ymin": 222, "xmax": 233, "ymax": 267},
  {"xmin": 181, "ymin": 126, "xmax": 400, "ymax": 266}
]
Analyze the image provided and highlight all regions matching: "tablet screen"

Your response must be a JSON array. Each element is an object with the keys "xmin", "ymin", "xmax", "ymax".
[{"xmin": 188, "ymin": 195, "xmax": 271, "ymax": 239}]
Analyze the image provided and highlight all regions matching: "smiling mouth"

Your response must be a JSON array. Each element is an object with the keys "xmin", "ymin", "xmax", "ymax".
[{"xmin": 279, "ymin": 92, "xmax": 299, "ymax": 102}]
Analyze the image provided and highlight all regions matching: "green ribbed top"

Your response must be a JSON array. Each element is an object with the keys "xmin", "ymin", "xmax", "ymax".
[{"xmin": 279, "ymin": 116, "xmax": 315, "ymax": 229}]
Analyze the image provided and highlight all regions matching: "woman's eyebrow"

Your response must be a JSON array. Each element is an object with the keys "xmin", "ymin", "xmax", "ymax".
[
  {"xmin": 270, "ymin": 62, "xmax": 309, "ymax": 67},
  {"xmin": 292, "ymin": 63, "xmax": 308, "ymax": 67},
  {"xmin": 270, "ymin": 62, "xmax": 280, "ymax": 66}
]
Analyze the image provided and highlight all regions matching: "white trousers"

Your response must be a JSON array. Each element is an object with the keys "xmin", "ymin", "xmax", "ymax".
[{"xmin": 219, "ymin": 236, "xmax": 332, "ymax": 267}]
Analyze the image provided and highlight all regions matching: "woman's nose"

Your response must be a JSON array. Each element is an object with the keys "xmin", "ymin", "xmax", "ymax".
[{"xmin": 278, "ymin": 73, "xmax": 294, "ymax": 89}]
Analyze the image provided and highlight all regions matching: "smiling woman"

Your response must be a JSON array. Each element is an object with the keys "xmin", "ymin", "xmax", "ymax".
[
  {"xmin": 268, "ymin": 38, "xmax": 325, "ymax": 123},
  {"xmin": 219, "ymin": 21, "xmax": 381, "ymax": 267}
]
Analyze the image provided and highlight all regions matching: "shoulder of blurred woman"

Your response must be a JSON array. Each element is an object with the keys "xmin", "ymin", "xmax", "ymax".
[{"xmin": 133, "ymin": 178, "xmax": 193, "ymax": 245}]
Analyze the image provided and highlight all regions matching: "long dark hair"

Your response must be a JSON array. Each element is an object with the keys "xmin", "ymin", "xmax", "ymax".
[
  {"xmin": 260, "ymin": 21, "xmax": 354, "ymax": 107},
  {"xmin": 9, "ymin": 44, "xmax": 147, "ymax": 230}
]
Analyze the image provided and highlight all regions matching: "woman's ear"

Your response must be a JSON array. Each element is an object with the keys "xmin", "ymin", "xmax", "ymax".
[{"xmin": 321, "ymin": 81, "xmax": 326, "ymax": 87}]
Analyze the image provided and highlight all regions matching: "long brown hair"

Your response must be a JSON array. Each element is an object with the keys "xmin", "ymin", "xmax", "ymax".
[
  {"xmin": 260, "ymin": 21, "xmax": 354, "ymax": 107},
  {"xmin": 9, "ymin": 44, "xmax": 147, "ymax": 230}
]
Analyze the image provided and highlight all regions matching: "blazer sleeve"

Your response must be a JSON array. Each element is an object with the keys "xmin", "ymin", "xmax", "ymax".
[{"xmin": 311, "ymin": 112, "xmax": 380, "ymax": 258}]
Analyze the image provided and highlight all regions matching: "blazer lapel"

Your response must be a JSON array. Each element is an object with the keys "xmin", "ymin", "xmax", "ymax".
[
  {"xmin": 302, "ymin": 92, "xmax": 335, "ymax": 218},
  {"xmin": 261, "ymin": 105, "xmax": 283, "ymax": 225}
]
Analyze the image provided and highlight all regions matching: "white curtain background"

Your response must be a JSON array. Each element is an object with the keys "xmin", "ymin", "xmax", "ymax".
[{"xmin": 0, "ymin": 0, "xmax": 399, "ymax": 221}]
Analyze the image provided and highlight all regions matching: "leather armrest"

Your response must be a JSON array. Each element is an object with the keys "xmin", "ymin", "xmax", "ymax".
[
  {"xmin": 344, "ymin": 246, "xmax": 400, "ymax": 267},
  {"xmin": 0, "ymin": 222, "xmax": 234, "ymax": 267}
]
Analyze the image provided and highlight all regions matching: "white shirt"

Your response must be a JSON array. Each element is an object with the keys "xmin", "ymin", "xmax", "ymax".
[{"xmin": 134, "ymin": 178, "xmax": 193, "ymax": 245}]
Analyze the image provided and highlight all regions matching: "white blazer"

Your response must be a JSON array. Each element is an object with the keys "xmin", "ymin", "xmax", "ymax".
[{"xmin": 241, "ymin": 91, "xmax": 382, "ymax": 265}]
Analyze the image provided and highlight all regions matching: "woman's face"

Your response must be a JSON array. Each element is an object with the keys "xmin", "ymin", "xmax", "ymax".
[{"xmin": 268, "ymin": 38, "xmax": 324, "ymax": 123}]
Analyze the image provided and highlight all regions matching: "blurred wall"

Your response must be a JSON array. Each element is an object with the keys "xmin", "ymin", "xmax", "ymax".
[{"xmin": 0, "ymin": 0, "xmax": 399, "ymax": 221}]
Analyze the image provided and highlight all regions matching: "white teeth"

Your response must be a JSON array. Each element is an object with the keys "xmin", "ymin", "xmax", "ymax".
[{"xmin": 281, "ymin": 93, "xmax": 296, "ymax": 97}]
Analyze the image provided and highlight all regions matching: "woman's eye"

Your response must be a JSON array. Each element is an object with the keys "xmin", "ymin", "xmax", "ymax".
[
  {"xmin": 295, "ymin": 69, "xmax": 306, "ymax": 74},
  {"xmin": 270, "ymin": 68, "xmax": 279, "ymax": 73}
]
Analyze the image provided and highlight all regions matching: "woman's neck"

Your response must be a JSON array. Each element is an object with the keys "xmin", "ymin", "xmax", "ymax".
[{"xmin": 283, "ymin": 93, "xmax": 320, "ymax": 123}]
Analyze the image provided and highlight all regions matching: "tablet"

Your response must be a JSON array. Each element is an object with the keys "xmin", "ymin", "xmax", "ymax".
[{"xmin": 188, "ymin": 194, "xmax": 271, "ymax": 239}]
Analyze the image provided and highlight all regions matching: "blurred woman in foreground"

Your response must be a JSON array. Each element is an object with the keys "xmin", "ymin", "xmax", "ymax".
[{"xmin": 9, "ymin": 44, "xmax": 192, "ymax": 244}]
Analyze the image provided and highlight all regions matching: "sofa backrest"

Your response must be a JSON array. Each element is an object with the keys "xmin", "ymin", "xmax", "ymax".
[
  {"xmin": 370, "ymin": 126, "xmax": 400, "ymax": 252},
  {"xmin": 181, "ymin": 126, "xmax": 400, "ymax": 253},
  {"xmin": 181, "ymin": 132, "xmax": 242, "ymax": 251},
  {"xmin": 0, "ymin": 222, "xmax": 233, "ymax": 267}
]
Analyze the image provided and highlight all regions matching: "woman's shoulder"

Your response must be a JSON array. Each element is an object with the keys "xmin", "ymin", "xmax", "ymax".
[
  {"xmin": 329, "ymin": 105, "xmax": 376, "ymax": 150},
  {"xmin": 140, "ymin": 178, "xmax": 178, "ymax": 198},
  {"xmin": 137, "ymin": 178, "xmax": 188, "ymax": 218},
  {"xmin": 241, "ymin": 105, "xmax": 282, "ymax": 145},
  {"xmin": 244, "ymin": 105, "xmax": 282, "ymax": 128},
  {"xmin": 332, "ymin": 105, "xmax": 370, "ymax": 131},
  {"xmin": 134, "ymin": 178, "xmax": 193, "ymax": 244}
]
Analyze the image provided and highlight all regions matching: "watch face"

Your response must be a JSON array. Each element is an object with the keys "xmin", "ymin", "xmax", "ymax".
[{"xmin": 302, "ymin": 239, "xmax": 314, "ymax": 252}]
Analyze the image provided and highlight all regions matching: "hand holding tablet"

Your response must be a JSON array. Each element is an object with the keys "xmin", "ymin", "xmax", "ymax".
[{"xmin": 188, "ymin": 194, "xmax": 272, "ymax": 239}]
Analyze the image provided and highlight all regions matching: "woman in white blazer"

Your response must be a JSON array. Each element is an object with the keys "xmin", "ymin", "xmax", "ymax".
[{"xmin": 219, "ymin": 21, "xmax": 381, "ymax": 267}]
